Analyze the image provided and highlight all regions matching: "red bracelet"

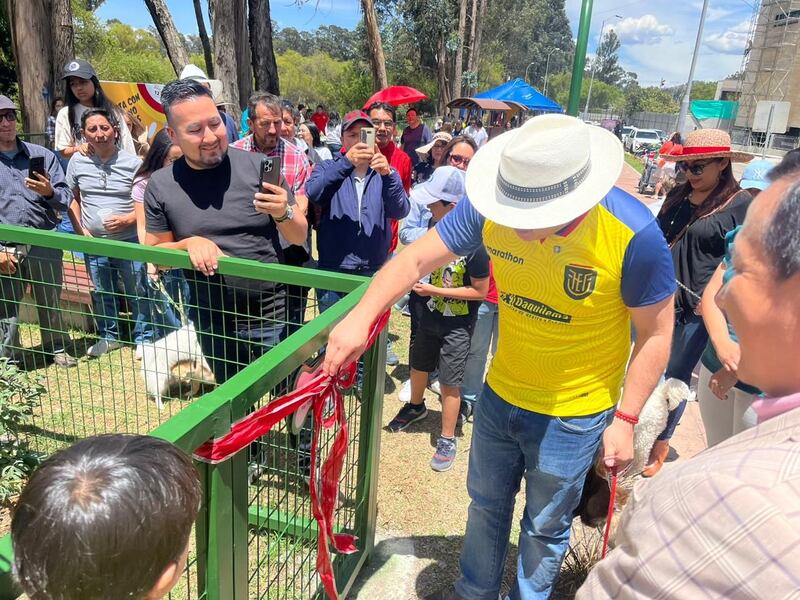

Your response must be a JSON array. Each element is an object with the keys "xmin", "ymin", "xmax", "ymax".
[{"xmin": 614, "ymin": 410, "xmax": 639, "ymax": 425}]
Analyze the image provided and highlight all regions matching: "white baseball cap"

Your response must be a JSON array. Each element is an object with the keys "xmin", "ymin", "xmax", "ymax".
[{"xmin": 410, "ymin": 166, "xmax": 466, "ymax": 206}]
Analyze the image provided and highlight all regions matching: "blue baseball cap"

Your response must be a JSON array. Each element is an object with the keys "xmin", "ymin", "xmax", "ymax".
[{"xmin": 740, "ymin": 159, "xmax": 775, "ymax": 191}]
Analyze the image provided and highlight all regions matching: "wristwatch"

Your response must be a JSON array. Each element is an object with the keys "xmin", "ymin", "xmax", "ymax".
[{"xmin": 275, "ymin": 205, "xmax": 294, "ymax": 223}]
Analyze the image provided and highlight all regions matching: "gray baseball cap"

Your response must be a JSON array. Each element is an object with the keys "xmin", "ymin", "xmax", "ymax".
[{"xmin": 0, "ymin": 95, "xmax": 17, "ymax": 111}]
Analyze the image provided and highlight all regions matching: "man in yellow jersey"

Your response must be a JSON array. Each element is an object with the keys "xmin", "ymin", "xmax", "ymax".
[{"xmin": 322, "ymin": 114, "xmax": 676, "ymax": 600}]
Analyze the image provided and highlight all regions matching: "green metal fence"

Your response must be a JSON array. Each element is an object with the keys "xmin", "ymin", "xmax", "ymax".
[{"xmin": 0, "ymin": 224, "xmax": 386, "ymax": 599}]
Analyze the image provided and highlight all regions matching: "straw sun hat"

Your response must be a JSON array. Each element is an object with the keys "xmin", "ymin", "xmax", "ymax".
[
  {"xmin": 465, "ymin": 114, "xmax": 623, "ymax": 229},
  {"xmin": 415, "ymin": 131, "xmax": 452, "ymax": 161},
  {"xmin": 662, "ymin": 128, "xmax": 753, "ymax": 163}
]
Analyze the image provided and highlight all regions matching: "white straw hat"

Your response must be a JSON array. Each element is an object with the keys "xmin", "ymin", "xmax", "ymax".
[{"xmin": 465, "ymin": 114, "xmax": 623, "ymax": 229}]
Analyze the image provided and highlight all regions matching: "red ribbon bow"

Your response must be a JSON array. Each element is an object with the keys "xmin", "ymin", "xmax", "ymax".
[{"xmin": 194, "ymin": 311, "xmax": 390, "ymax": 600}]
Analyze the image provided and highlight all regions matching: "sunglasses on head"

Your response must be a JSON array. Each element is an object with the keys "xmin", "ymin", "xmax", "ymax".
[
  {"xmin": 675, "ymin": 159, "xmax": 718, "ymax": 176},
  {"xmin": 449, "ymin": 154, "xmax": 471, "ymax": 167}
]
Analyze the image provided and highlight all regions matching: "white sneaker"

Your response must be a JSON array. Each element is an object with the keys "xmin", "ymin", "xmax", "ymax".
[
  {"xmin": 398, "ymin": 379, "xmax": 411, "ymax": 403},
  {"xmin": 427, "ymin": 380, "xmax": 441, "ymax": 396},
  {"xmin": 87, "ymin": 339, "xmax": 122, "ymax": 358},
  {"xmin": 134, "ymin": 344, "xmax": 143, "ymax": 361}
]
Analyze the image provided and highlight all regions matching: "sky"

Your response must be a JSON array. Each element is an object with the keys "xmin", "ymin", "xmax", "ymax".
[{"xmin": 97, "ymin": 0, "xmax": 757, "ymax": 87}]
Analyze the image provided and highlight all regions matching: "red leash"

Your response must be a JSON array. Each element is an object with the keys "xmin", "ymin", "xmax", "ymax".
[
  {"xmin": 194, "ymin": 311, "xmax": 390, "ymax": 600},
  {"xmin": 601, "ymin": 465, "xmax": 618, "ymax": 559}
]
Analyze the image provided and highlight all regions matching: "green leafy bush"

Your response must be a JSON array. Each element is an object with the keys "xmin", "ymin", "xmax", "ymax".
[{"xmin": 0, "ymin": 358, "xmax": 45, "ymax": 505}]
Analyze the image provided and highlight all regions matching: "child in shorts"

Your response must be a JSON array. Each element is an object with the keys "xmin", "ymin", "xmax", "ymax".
[
  {"xmin": 12, "ymin": 433, "xmax": 201, "ymax": 600},
  {"xmin": 387, "ymin": 167, "xmax": 489, "ymax": 471}
]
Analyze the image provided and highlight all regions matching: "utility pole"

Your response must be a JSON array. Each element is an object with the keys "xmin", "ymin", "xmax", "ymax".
[
  {"xmin": 677, "ymin": 0, "xmax": 710, "ymax": 135},
  {"xmin": 583, "ymin": 15, "xmax": 622, "ymax": 118},
  {"xmin": 567, "ymin": 0, "xmax": 593, "ymax": 116}
]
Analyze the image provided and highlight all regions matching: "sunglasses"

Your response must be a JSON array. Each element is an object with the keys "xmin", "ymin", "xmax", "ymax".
[
  {"xmin": 675, "ymin": 160, "xmax": 718, "ymax": 176},
  {"xmin": 449, "ymin": 154, "xmax": 471, "ymax": 167},
  {"xmin": 0, "ymin": 112, "xmax": 16, "ymax": 123}
]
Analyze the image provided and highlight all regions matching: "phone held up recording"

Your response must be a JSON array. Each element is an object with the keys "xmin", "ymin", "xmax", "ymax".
[
  {"xmin": 360, "ymin": 127, "xmax": 376, "ymax": 149},
  {"xmin": 259, "ymin": 156, "xmax": 281, "ymax": 190},
  {"xmin": 28, "ymin": 156, "xmax": 46, "ymax": 179}
]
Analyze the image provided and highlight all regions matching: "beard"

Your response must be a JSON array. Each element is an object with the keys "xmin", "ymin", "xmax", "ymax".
[{"xmin": 195, "ymin": 145, "xmax": 227, "ymax": 169}]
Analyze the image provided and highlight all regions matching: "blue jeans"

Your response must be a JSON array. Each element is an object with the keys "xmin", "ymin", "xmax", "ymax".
[
  {"xmin": 460, "ymin": 301, "xmax": 499, "ymax": 406},
  {"xmin": 85, "ymin": 247, "xmax": 151, "ymax": 344},
  {"xmin": 140, "ymin": 267, "xmax": 188, "ymax": 339},
  {"xmin": 658, "ymin": 312, "xmax": 709, "ymax": 440},
  {"xmin": 456, "ymin": 385, "xmax": 613, "ymax": 600}
]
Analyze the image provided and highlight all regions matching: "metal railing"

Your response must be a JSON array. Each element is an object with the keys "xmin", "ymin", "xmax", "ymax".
[{"xmin": 0, "ymin": 224, "xmax": 386, "ymax": 599}]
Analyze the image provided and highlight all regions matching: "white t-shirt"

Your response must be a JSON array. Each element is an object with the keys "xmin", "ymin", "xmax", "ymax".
[
  {"xmin": 54, "ymin": 105, "xmax": 135, "ymax": 155},
  {"xmin": 464, "ymin": 125, "xmax": 488, "ymax": 147}
]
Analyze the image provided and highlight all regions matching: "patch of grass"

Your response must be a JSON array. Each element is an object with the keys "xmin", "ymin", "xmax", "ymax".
[{"xmin": 624, "ymin": 152, "xmax": 645, "ymax": 174}]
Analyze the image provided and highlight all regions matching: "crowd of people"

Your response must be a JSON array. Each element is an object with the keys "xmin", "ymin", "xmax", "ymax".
[{"xmin": 2, "ymin": 54, "xmax": 800, "ymax": 600}]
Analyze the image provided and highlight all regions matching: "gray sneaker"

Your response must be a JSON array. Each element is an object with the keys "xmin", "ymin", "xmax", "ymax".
[
  {"xmin": 52, "ymin": 351, "xmax": 78, "ymax": 368},
  {"xmin": 430, "ymin": 436, "xmax": 457, "ymax": 472},
  {"xmin": 87, "ymin": 339, "xmax": 122, "ymax": 358}
]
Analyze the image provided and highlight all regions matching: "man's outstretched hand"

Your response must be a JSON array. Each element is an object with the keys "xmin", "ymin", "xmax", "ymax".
[{"xmin": 322, "ymin": 312, "xmax": 371, "ymax": 377}]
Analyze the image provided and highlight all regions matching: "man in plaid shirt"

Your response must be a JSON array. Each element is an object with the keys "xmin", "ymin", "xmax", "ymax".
[{"xmin": 233, "ymin": 92, "xmax": 313, "ymax": 332}]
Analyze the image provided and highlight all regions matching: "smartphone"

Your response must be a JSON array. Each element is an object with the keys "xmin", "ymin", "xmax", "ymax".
[
  {"xmin": 259, "ymin": 157, "xmax": 281, "ymax": 189},
  {"xmin": 28, "ymin": 156, "xmax": 46, "ymax": 179},
  {"xmin": 360, "ymin": 127, "xmax": 376, "ymax": 148}
]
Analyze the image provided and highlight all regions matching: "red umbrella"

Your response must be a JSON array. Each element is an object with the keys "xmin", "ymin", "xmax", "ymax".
[{"xmin": 362, "ymin": 86, "xmax": 428, "ymax": 109}]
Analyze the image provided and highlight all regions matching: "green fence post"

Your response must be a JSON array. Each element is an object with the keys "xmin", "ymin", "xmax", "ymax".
[
  {"xmin": 567, "ymin": 0, "xmax": 594, "ymax": 116},
  {"xmin": 229, "ymin": 408, "xmax": 251, "ymax": 599},
  {"xmin": 0, "ymin": 536, "xmax": 19, "ymax": 600}
]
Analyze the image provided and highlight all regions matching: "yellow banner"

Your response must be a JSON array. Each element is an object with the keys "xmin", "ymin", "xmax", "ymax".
[{"xmin": 101, "ymin": 81, "xmax": 166, "ymax": 140}]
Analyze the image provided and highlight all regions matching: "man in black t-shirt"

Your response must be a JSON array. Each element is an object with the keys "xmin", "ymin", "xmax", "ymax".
[{"xmin": 143, "ymin": 80, "xmax": 308, "ymax": 384}]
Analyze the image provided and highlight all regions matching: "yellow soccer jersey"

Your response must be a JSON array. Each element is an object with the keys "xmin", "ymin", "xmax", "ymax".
[{"xmin": 436, "ymin": 187, "xmax": 676, "ymax": 416}]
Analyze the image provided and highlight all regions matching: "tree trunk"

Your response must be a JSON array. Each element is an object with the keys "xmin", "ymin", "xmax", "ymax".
[
  {"xmin": 465, "ymin": 0, "xmax": 478, "ymax": 78},
  {"xmin": 234, "ymin": 0, "xmax": 252, "ymax": 109},
  {"xmin": 143, "ymin": 0, "xmax": 190, "ymax": 76},
  {"xmin": 7, "ymin": 0, "xmax": 50, "ymax": 132},
  {"xmin": 192, "ymin": 0, "xmax": 214, "ymax": 78},
  {"xmin": 452, "ymin": 0, "xmax": 467, "ymax": 101},
  {"xmin": 436, "ymin": 37, "xmax": 451, "ymax": 116},
  {"xmin": 470, "ymin": 0, "xmax": 487, "ymax": 93},
  {"xmin": 361, "ymin": 0, "xmax": 387, "ymax": 91},
  {"xmin": 49, "ymin": 0, "xmax": 73, "ymax": 102},
  {"xmin": 208, "ymin": 0, "xmax": 250, "ymax": 118},
  {"xmin": 248, "ymin": 0, "xmax": 279, "ymax": 95}
]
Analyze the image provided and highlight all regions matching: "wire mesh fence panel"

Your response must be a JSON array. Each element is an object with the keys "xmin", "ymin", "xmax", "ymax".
[{"xmin": 0, "ymin": 224, "xmax": 382, "ymax": 600}]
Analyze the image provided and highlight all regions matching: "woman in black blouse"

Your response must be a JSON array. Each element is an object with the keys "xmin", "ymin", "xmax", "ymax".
[{"xmin": 645, "ymin": 129, "xmax": 754, "ymax": 476}]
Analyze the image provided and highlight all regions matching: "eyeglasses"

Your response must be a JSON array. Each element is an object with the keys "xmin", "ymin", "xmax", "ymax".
[
  {"xmin": 676, "ymin": 160, "xmax": 717, "ymax": 176},
  {"xmin": 0, "ymin": 112, "xmax": 16, "ymax": 122},
  {"xmin": 372, "ymin": 120, "xmax": 394, "ymax": 129},
  {"xmin": 449, "ymin": 154, "xmax": 471, "ymax": 167}
]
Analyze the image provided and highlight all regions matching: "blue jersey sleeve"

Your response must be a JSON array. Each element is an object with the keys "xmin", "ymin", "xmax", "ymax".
[
  {"xmin": 621, "ymin": 219, "xmax": 677, "ymax": 307},
  {"xmin": 435, "ymin": 196, "xmax": 486, "ymax": 256}
]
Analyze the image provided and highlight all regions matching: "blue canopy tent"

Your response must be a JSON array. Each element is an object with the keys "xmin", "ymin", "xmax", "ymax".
[{"xmin": 475, "ymin": 78, "xmax": 562, "ymax": 113}]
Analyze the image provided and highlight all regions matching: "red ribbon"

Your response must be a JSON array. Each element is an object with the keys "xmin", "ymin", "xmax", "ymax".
[
  {"xmin": 669, "ymin": 144, "xmax": 731, "ymax": 157},
  {"xmin": 601, "ymin": 465, "xmax": 618, "ymax": 559},
  {"xmin": 194, "ymin": 311, "xmax": 390, "ymax": 600}
]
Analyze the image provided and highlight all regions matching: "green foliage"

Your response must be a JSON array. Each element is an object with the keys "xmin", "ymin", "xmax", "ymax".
[
  {"xmin": 277, "ymin": 50, "xmax": 371, "ymax": 114},
  {"xmin": 592, "ymin": 30, "xmax": 625, "ymax": 87},
  {"xmin": 0, "ymin": 359, "xmax": 46, "ymax": 504},
  {"xmin": 626, "ymin": 85, "xmax": 680, "ymax": 114},
  {"xmin": 690, "ymin": 81, "xmax": 717, "ymax": 101},
  {"xmin": 0, "ymin": 4, "xmax": 17, "ymax": 98},
  {"xmin": 71, "ymin": 0, "xmax": 175, "ymax": 83},
  {"xmin": 481, "ymin": 0, "xmax": 574, "ymax": 87}
]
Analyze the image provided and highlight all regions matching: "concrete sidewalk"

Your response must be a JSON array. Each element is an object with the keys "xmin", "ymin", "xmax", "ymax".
[{"xmin": 616, "ymin": 161, "xmax": 708, "ymax": 467}]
